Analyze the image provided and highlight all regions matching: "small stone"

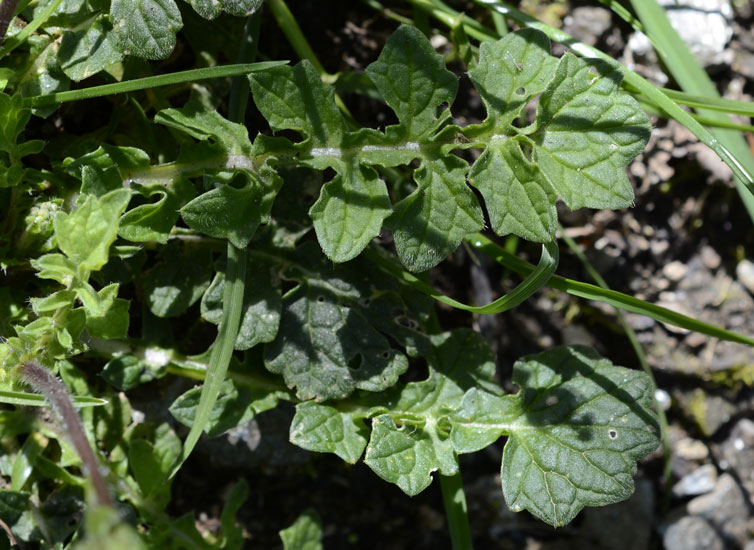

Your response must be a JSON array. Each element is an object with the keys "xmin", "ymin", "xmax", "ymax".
[
  {"xmin": 663, "ymin": 261, "xmax": 688, "ymax": 282},
  {"xmin": 675, "ymin": 438, "xmax": 709, "ymax": 461},
  {"xmin": 713, "ymin": 418, "xmax": 754, "ymax": 501},
  {"xmin": 687, "ymin": 474, "xmax": 749, "ymax": 546},
  {"xmin": 663, "ymin": 516, "xmax": 723, "ymax": 550},
  {"xmin": 700, "ymin": 246, "xmax": 721, "ymax": 270},
  {"xmin": 684, "ymin": 332, "xmax": 707, "ymax": 349},
  {"xmin": 736, "ymin": 259, "xmax": 754, "ymax": 295},
  {"xmin": 672, "ymin": 464, "xmax": 718, "ymax": 497}
]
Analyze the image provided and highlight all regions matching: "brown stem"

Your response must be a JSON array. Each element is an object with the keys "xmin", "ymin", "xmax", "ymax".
[
  {"xmin": 0, "ymin": 0, "xmax": 19, "ymax": 45},
  {"xmin": 20, "ymin": 361, "xmax": 112, "ymax": 507}
]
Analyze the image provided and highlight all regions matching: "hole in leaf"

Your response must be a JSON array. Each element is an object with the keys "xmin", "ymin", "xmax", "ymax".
[
  {"xmin": 316, "ymin": 295, "xmax": 326, "ymax": 303},
  {"xmin": 381, "ymin": 350, "xmax": 391, "ymax": 359},
  {"xmin": 516, "ymin": 86, "xmax": 526, "ymax": 96},
  {"xmin": 608, "ymin": 429, "xmax": 618, "ymax": 440},
  {"xmin": 348, "ymin": 355, "xmax": 362, "ymax": 371}
]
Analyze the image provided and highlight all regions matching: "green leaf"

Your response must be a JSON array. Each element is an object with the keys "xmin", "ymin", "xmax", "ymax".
[
  {"xmin": 75, "ymin": 499, "xmax": 147, "ymax": 550},
  {"xmin": 264, "ymin": 283, "xmax": 408, "ymax": 401},
  {"xmin": 219, "ymin": 480, "xmax": 248, "ymax": 550},
  {"xmin": 389, "ymin": 155, "xmax": 483, "ymax": 272},
  {"xmin": 468, "ymin": 28, "xmax": 557, "ymax": 132},
  {"xmin": 143, "ymin": 241, "xmax": 213, "ymax": 318},
  {"xmin": 450, "ymin": 346, "xmax": 660, "ymax": 527},
  {"xmin": 365, "ymin": 25, "xmax": 458, "ymax": 140},
  {"xmin": 309, "ymin": 159, "xmax": 391, "ymax": 262},
  {"xmin": 0, "ymin": 93, "xmax": 30, "ymax": 154},
  {"xmin": 155, "ymin": 100, "xmax": 253, "ymax": 156},
  {"xmin": 186, "ymin": 0, "xmax": 263, "ymax": 18},
  {"xmin": 110, "ymin": 0, "xmax": 183, "ymax": 60},
  {"xmin": 180, "ymin": 172, "xmax": 281, "ymax": 249},
  {"xmin": 363, "ymin": 330, "xmax": 497, "ymax": 495},
  {"xmin": 0, "ymin": 490, "xmax": 30, "ymax": 526},
  {"xmin": 119, "ymin": 180, "xmax": 195, "ymax": 244},
  {"xmin": 201, "ymin": 260, "xmax": 281, "ymax": 350},
  {"xmin": 279, "ymin": 510, "xmax": 323, "ymax": 550},
  {"xmin": 82, "ymin": 283, "xmax": 130, "ymax": 340},
  {"xmin": 249, "ymin": 61, "xmax": 345, "ymax": 146},
  {"xmin": 533, "ymin": 55, "xmax": 651, "ymax": 209},
  {"xmin": 169, "ymin": 378, "xmax": 282, "ymax": 436},
  {"xmin": 32, "ymin": 253, "xmax": 77, "ymax": 285},
  {"xmin": 102, "ymin": 353, "xmax": 167, "ymax": 390},
  {"xmin": 128, "ymin": 440, "xmax": 164, "ymax": 498},
  {"xmin": 469, "ymin": 138, "xmax": 556, "ymax": 242},
  {"xmin": 53, "ymin": 189, "xmax": 132, "ymax": 273},
  {"xmin": 58, "ymin": 16, "xmax": 124, "ymax": 82},
  {"xmin": 290, "ymin": 402, "xmax": 368, "ymax": 463}
]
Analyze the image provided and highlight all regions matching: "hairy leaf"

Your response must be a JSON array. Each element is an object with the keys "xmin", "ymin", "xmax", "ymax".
[
  {"xmin": 451, "ymin": 346, "xmax": 660, "ymax": 526},
  {"xmin": 54, "ymin": 189, "xmax": 132, "ymax": 274},
  {"xmin": 290, "ymin": 402, "xmax": 368, "ymax": 463},
  {"xmin": 201, "ymin": 259, "xmax": 282, "ymax": 350},
  {"xmin": 58, "ymin": 16, "xmax": 124, "ymax": 82},
  {"xmin": 110, "ymin": 0, "xmax": 183, "ymax": 60},
  {"xmin": 534, "ymin": 55, "xmax": 651, "ymax": 209},
  {"xmin": 119, "ymin": 180, "xmax": 195, "ymax": 244},
  {"xmin": 469, "ymin": 29, "xmax": 557, "ymax": 132},
  {"xmin": 389, "ymin": 155, "xmax": 483, "ymax": 272},
  {"xmin": 186, "ymin": 0, "xmax": 264, "ymax": 18},
  {"xmin": 363, "ymin": 330, "xmax": 497, "ymax": 494},
  {"xmin": 469, "ymin": 138, "xmax": 556, "ymax": 242},
  {"xmin": 280, "ymin": 510, "xmax": 323, "ymax": 550}
]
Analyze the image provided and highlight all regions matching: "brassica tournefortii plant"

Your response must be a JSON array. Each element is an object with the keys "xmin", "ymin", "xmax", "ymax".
[{"xmin": 3, "ymin": 0, "xmax": 751, "ymax": 547}]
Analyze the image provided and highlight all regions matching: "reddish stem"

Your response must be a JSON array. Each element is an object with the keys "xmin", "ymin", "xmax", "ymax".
[{"xmin": 20, "ymin": 361, "xmax": 112, "ymax": 507}]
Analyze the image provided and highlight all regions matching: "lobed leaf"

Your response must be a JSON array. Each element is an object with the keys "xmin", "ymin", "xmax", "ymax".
[
  {"xmin": 186, "ymin": 0, "xmax": 264, "ymax": 18},
  {"xmin": 469, "ymin": 28, "xmax": 557, "ymax": 133},
  {"xmin": 451, "ymin": 346, "xmax": 660, "ymax": 526},
  {"xmin": 365, "ymin": 25, "xmax": 458, "ymax": 141},
  {"xmin": 389, "ymin": 155, "xmax": 483, "ymax": 272}
]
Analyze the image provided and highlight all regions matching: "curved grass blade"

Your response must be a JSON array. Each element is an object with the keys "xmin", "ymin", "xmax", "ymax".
[
  {"xmin": 364, "ymin": 240, "xmax": 559, "ymax": 314},
  {"xmin": 469, "ymin": 233, "xmax": 754, "ymax": 347}
]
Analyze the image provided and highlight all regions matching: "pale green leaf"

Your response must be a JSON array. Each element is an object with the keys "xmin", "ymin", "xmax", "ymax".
[
  {"xmin": 83, "ymin": 283, "xmax": 130, "ymax": 340},
  {"xmin": 389, "ymin": 155, "xmax": 483, "ymax": 272},
  {"xmin": 290, "ymin": 402, "xmax": 368, "ymax": 464},
  {"xmin": 110, "ymin": 0, "xmax": 183, "ymax": 60},
  {"xmin": 180, "ymin": 172, "xmax": 281, "ymax": 249},
  {"xmin": 54, "ymin": 189, "xmax": 132, "ymax": 273},
  {"xmin": 469, "ymin": 138, "xmax": 557, "ymax": 242},
  {"xmin": 280, "ymin": 510, "xmax": 323, "ymax": 550},
  {"xmin": 58, "ymin": 16, "xmax": 124, "ymax": 82},
  {"xmin": 534, "ymin": 55, "xmax": 651, "ymax": 209},
  {"xmin": 0, "ymin": 93, "xmax": 30, "ymax": 154},
  {"xmin": 363, "ymin": 330, "xmax": 497, "ymax": 495},
  {"xmin": 186, "ymin": 0, "xmax": 263, "ymax": 18}
]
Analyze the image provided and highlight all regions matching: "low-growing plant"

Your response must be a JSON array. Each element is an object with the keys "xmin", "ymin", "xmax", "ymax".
[{"xmin": 1, "ymin": 0, "xmax": 753, "ymax": 548}]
